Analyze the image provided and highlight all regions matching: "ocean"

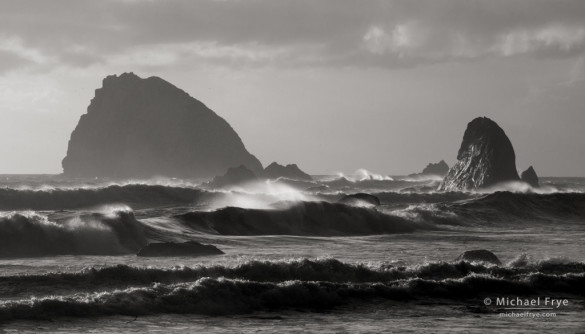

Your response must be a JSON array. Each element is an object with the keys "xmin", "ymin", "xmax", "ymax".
[{"xmin": 0, "ymin": 175, "xmax": 584, "ymax": 333}]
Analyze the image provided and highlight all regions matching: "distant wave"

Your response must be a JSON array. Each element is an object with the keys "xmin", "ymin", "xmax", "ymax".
[
  {"xmin": 0, "ymin": 208, "xmax": 146, "ymax": 257},
  {"xmin": 387, "ymin": 191, "xmax": 585, "ymax": 227},
  {"xmin": 175, "ymin": 201, "xmax": 435, "ymax": 236},
  {"xmin": 374, "ymin": 192, "xmax": 475, "ymax": 205},
  {"xmin": 314, "ymin": 191, "xmax": 474, "ymax": 207},
  {"xmin": 174, "ymin": 191, "xmax": 585, "ymax": 236},
  {"xmin": 451, "ymin": 191, "xmax": 585, "ymax": 222},
  {"xmin": 0, "ymin": 257, "xmax": 583, "ymax": 321},
  {"xmin": 0, "ymin": 184, "xmax": 209, "ymax": 210}
]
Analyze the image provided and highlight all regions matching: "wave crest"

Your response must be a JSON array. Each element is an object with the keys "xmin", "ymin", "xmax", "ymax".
[
  {"xmin": 0, "ymin": 184, "xmax": 207, "ymax": 210},
  {"xmin": 176, "ymin": 201, "xmax": 433, "ymax": 236},
  {"xmin": 0, "ymin": 209, "xmax": 146, "ymax": 257},
  {"xmin": 1, "ymin": 269, "xmax": 583, "ymax": 321}
]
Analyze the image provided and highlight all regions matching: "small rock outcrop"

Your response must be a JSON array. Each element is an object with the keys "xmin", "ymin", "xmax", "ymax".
[
  {"xmin": 338, "ymin": 193, "xmax": 381, "ymax": 207},
  {"xmin": 421, "ymin": 160, "xmax": 449, "ymax": 176},
  {"xmin": 440, "ymin": 117, "xmax": 519, "ymax": 191},
  {"xmin": 204, "ymin": 165, "xmax": 257, "ymax": 189},
  {"xmin": 455, "ymin": 250, "xmax": 502, "ymax": 266},
  {"xmin": 521, "ymin": 166, "xmax": 540, "ymax": 188},
  {"xmin": 408, "ymin": 160, "xmax": 449, "ymax": 179},
  {"xmin": 262, "ymin": 162, "xmax": 312, "ymax": 181},
  {"xmin": 137, "ymin": 241, "xmax": 224, "ymax": 257},
  {"xmin": 62, "ymin": 72, "xmax": 263, "ymax": 178}
]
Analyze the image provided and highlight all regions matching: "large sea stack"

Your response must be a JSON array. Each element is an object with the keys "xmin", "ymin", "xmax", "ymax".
[
  {"xmin": 439, "ymin": 117, "xmax": 519, "ymax": 191},
  {"xmin": 62, "ymin": 73, "xmax": 263, "ymax": 178}
]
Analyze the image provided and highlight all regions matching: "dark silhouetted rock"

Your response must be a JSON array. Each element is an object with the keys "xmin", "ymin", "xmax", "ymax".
[
  {"xmin": 422, "ymin": 160, "xmax": 449, "ymax": 176},
  {"xmin": 62, "ymin": 72, "xmax": 263, "ymax": 178},
  {"xmin": 440, "ymin": 117, "xmax": 519, "ymax": 191},
  {"xmin": 262, "ymin": 162, "xmax": 312, "ymax": 181},
  {"xmin": 521, "ymin": 166, "xmax": 540, "ymax": 188},
  {"xmin": 455, "ymin": 249, "xmax": 502, "ymax": 266},
  {"xmin": 137, "ymin": 241, "xmax": 224, "ymax": 257},
  {"xmin": 408, "ymin": 160, "xmax": 449, "ymax": 180},
  {"xmin": 204, "ymin": 165, "xmax": 257, "ymax": 189},
  {"xmin": 338, "ymin": 193, "xmax": 381, "ymax": 207}
]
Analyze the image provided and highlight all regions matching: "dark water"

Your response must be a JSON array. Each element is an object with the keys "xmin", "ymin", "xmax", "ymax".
[{"xmin": 0, "ymin": 175, "xmax": 584, "ymax": 333}]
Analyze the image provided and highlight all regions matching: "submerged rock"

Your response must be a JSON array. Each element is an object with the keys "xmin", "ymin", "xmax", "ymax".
[
  {"xmin": 440, "ymin": 117, "xmax": 519, "ymax": 191},
  {"xmin": 455, "ymin": 250, "xmax": 502, "ymax": 266},
  {"xmin": 262, "ymin": 162, "xmax": 312, "ymax": 181},
  {"xmin": 338, "ymin": 193, "xmax": 381, "ymax": 207},
  {"xmin": 137, "ymin": 241, "xmax": 224, "ymax": 257},
  {"xmin": 62, "ymin": 72, "xmax": 263, "ymax": 178},
  {"xmin": 204, "ymin": 165, "xmax": 257, "ymax": 189},
  {"xmin": 521, "ymin": 166, "xmax": 540, "ymax": 188}
]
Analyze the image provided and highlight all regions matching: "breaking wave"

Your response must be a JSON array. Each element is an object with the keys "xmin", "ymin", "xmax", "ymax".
[
  {"xmin": 386, "ymin": 191, "xmax": 585, "ymax": 227},
  {"xmin": 0, "ymin": 257, "xmax": 583, "ymax": 321},
  {"xmin": 451, "ymin": 191, "xmax": 585, "ymax": 222},
  {"xmin": 0, "ymin": 184, "xmax": 209, "ymax": 210},
  {"xmin": 172, "ymin": 191, "xmax": 585, "ymax": 237},
  {"xmin": 175, "ymin": 201, "xmax": 435, "ymax": 236},
  {"xmin": 0, "ymin": 208, "xmax": 147, "ymax": 257}
]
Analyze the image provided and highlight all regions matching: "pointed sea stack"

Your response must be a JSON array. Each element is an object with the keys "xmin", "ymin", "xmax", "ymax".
[
  {"xmin": 521, "ymin": 166, "xmax": 540, "ymax": 188},
  {"xmin": 62, "ymin": 73, "xmax": 263, "ymax": 178},
  {"xmin": 439, "ymin": 117, "xmax": 519, "ymax": 191},
  {"xmin": 262, "ymin": 162, "xmax": 312, "ymax": 181}
]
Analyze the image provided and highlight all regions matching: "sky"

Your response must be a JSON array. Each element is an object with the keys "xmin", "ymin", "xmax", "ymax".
[{"xmin": 1, "ymin": 0, "xmax": 584, "ymax": 176}]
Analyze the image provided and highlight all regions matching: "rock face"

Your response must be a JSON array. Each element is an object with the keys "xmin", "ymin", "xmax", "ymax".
[
  {"xmin": 421, "ymin": 160, "xmax": 449, "ymax": 176},
  {"xmin": 440, "ymin": 117, "xmax": 519, "ymax": 191},
  {"xmin": 521, "ymin": 166, "xmax": 540, "ymax": 188},
  {"xmin": 137, "ymin": 241, "xmax": 224, "ymax": 257},
  {"xmin": 204, "ymin": 165, "xmax": 257, "ymax": 189},
  {"xmin": 262, "ymin": 162, "xmax": 312, "ymax": 181},
  {"xmin": 455, "ymin": 250, "xmax": 502, "ymax": 266},
  {"xmin": 62, "ymin": 72, "xmax": 263, "ymax": 178}
]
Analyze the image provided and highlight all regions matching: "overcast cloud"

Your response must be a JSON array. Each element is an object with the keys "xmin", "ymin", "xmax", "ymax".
[{"xmin": 1, "ymin": 0, "xmax": 585, "ymax": 71}]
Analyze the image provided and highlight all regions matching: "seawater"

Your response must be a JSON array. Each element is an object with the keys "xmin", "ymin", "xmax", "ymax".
[{"xmin": 0, "ymin": 175, "xmax": 584, "ymax": 333}]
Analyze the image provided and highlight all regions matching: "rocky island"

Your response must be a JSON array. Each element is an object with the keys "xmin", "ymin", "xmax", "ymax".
[
  {"xmin": 62, "ymin": 72, "xmax": 263, "ymax": 178},
  {"xmin": 440, "ymin": 117, "xmax": 520, "ymax": 191}
]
